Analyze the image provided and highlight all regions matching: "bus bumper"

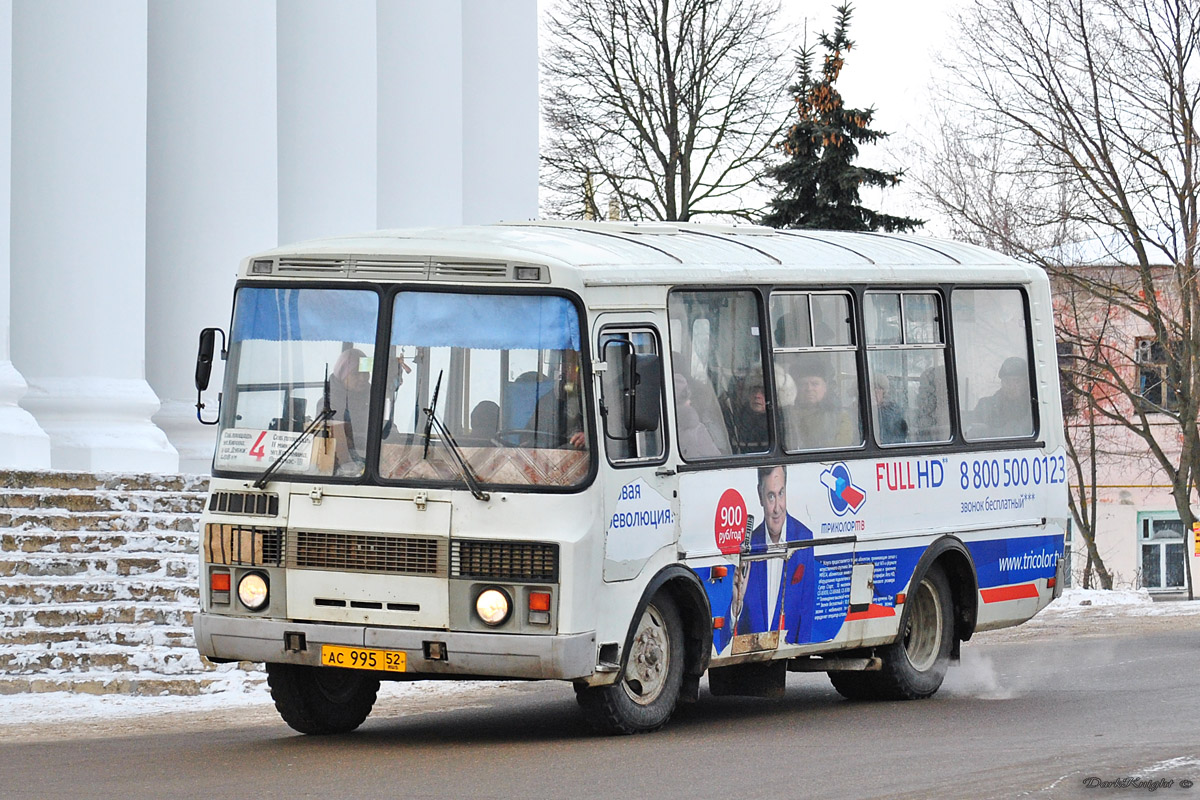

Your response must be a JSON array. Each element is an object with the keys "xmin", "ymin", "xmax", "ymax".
[{"xmin": 194, "ymin": 612, "xmax": 597, "ymax": 681}]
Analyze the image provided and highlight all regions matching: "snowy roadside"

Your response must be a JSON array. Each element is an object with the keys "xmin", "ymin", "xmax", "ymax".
[
  {"xmin": 972, "ymin": 587, "xmax": 1200, "ymax": 642},
  {"xmin": 0, "ymin": 588, "xmax": 1195, "ymax": 740}
]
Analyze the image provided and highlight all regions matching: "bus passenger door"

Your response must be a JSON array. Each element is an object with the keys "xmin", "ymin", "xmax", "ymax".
[{"xmin": 593, "ymin": 316, "xmax": 674, "ymax": 583}]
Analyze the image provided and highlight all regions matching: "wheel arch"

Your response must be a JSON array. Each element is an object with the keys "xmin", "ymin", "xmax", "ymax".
[
  {"xmin": 629, "ymin": 565, "xmax": 712, "ymax": 703},
  {"xmin": 906, "ymin": 536, "xmax": 979, "ymax": 651}
]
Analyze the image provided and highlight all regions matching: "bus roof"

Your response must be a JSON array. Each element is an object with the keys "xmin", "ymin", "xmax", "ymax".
[{"xmin": 244, "ymin": 220, "xmax": 1040, "ymax": 285}]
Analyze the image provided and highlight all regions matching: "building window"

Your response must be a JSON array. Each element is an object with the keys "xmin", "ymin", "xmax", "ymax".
[
  {"xmin": 1138, "ymin": 512, "xmax": 1187, "ymax": 591},
  {"xmin": 1134, "ymin": 338, "xmax": 1180, "ymax": 413}
]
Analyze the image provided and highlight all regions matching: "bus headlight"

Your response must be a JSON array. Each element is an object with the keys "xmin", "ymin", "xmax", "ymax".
[
  {"xmin": 237, "ymin": 572, "xmax": 269, "ymax": 611},
  {"xmin": 475, "ymin": 588, "xmax": 511, "ymax": 626}
]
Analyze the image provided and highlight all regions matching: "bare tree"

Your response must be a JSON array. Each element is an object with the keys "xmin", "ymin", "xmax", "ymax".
[
  {"xmin": 916, "ymin": 0, "xmax": 1200, "ymax": 598},
  {"xmin": 541, "ymin": 0, "xmax": 789, "ymax": 221}
]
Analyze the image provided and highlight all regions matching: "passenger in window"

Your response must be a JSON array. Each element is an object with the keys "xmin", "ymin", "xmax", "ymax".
[
  {"xmin": 723, "ymin": 373, "xmax": 770, "ymax": 454},
  {"xmin": 329, "ymin": 348, "xmax": 371, "ymax": 467},
  {"xmin": 672, "ymin": 356, "xmax": 732, "ymax": 455},
  {"xmin": 786, "ymin": 358, "xmax": 855, "ymax": 450},
  {"xmin": 974, "ymin": 357, "xmax": 1033, "ymax": 438},
  {"xmin": 872, "ymin": 372, "xmax": 909, "ymax": 444},
  {"xmin": 469, "ymin": 400, "xmax": 500, "ymax": 442},
  {"xmin": 673, "ymin": 374, "xmax": 721, "ymax": 459}
]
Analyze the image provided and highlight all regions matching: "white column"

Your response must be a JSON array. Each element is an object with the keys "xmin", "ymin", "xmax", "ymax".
[
  {"xmin": 146, "ymin": 1, "xmax": 278, "ymax": 475},
  {"xmin": 0, "ymin": 0, "xmax": 49, "ymax": 470},
  {"xmin": 377, "ymin": 0, "xmax": 463, "ymax": 227},
  {"xmin": 462, "ymin": 0, "xmax": 538, "ymax": 224},
  {"xmin": 11, "ymin": 1, "xmax": 176, "ymax": 473},
  {"xmin": 279, "ymin": 0, "xmax": 377, "ymax": 245}
]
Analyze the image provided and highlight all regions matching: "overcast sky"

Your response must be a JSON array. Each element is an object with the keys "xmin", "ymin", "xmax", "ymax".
[{"xmin": 782, "ymin": 1, "xmax": 958, "ymax": 138}]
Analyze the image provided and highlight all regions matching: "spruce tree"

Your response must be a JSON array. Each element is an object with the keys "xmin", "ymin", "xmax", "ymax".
[{"xmin": 762, "ymin": 4, "xmax": 921, "ymax": 232}]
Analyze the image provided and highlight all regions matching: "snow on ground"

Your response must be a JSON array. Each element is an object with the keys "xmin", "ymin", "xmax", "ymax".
[
  {"xmin": 0, "ymin": 589, "xmax": 1196, "ymax": 735},
  {"xmin": 986, "ymin": 587, "xmax": 1200, "ymax": 635},
  {"xmin": 1050, "ymin": 587, "xmax": 1200, "ymax": 613},
  {"xmin": 0, "ymin": 678, "xmax": 272, "ymax": 726},
  {"xmin": 0, "ymin": 676, "xmax": 530, "ymax": 742}
]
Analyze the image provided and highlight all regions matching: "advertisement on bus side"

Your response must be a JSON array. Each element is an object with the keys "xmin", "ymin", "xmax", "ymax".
[{"xmin": 679, "ymin": 451, "xmax": 1066, "ymax": 658}]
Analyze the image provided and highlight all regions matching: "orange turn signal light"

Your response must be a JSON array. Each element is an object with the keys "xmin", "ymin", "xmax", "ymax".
[
  {"xmin": 895, "ymin": 592, "xmax": 906, "ymax": 606},
  {"xmin": 712, "ymin": 566, "xmax": 729, "ymax": 579},
  {"xmin": 211, "ymin": 572, "xmax": 231, "ymax": 592},
  {"xmin": 1047, "ymin": 577, "xmax": 1057, "ymax": 589},
  {"xmin": 712, "ymin": 616, "xmax": 725, "ymax": 630},
  {"xmin": 529, "ymin": 591, "xmax": 551, "ymax": 612}
]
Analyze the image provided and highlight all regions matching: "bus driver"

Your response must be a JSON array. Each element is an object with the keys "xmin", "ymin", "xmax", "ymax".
[{"xmin": 329, "ymin": 348, "xmax": 371, "ymax": 468}]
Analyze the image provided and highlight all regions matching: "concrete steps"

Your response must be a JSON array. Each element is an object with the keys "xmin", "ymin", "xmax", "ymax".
[
  {"xmin": 0, "ymin": 601, "xmax": 196, "ymax": 629},
  {"xmin": 1, "ymin": 531, "xmax": 196, "ymax": 554},
  {"xmin": 0, "ymin": 552, "xmax": 194, "ymax": 579},
  {"xmin": 0, "ymin": 509, "xmax": 200, "ymax": 533},
  {"xmin": 0, "ymin": 469, "xmax": 265, "ymax": 696}
]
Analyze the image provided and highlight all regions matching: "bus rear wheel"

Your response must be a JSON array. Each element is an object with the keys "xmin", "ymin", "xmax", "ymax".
[
  {"xmin": 830, "ymin": 564, "xmax": 954, "ymax": 701},
  {"xmin": 575, "ymin": 594, "xmax": 684, "ymax": 735},
  {"xmin": 266, "ymin": 662, "xmax": 380, "ymax": 735}
]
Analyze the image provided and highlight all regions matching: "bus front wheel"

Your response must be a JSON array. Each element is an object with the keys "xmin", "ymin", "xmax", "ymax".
[
  {"xmin": 830, "ymin": 564, "xmax": 954, "ymax": 701},
  {"xmin": 266, "ymin": 662, "xmax": 380, "ymax": 735},
  {"xmin": 575, "ymin": 593, "xmax": 684, "ymax": 734}
]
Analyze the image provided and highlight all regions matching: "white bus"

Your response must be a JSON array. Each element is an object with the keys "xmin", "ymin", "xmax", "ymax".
[{"xmin": 192, "ymin": 221, "xmax": 1068, "ymax": 735}]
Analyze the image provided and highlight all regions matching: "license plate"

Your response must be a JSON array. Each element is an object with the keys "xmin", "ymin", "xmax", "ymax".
[{"xmin": 320, "ymin": 644, "xmax": 406, "ymax": 673}]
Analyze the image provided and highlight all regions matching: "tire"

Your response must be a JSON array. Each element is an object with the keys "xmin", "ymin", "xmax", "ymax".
[
  {"xmin": 266, "ymin": 663, "xmax": 380, "ymax": 735},
  {"xmin": 830, "ymin": 564, "xmax": 954, "ymax": 701},
  {"xmin": 575, "ymin": 594, "xmax": 685, "ymax": 735},
  {"xmin": 827, "ymin": 669, "xmax": 877, "ymax": 701}
]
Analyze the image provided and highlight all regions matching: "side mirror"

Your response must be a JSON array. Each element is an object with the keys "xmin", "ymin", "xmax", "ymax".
[
  {"xmin": 601, "ymin": 340, "xmax": 633, "ymax": 440},
  {"xmin": 629, "ymin": 352, "xmax": 662, "ymax": 432},
  {"xmin": 196, "ymin": 328, "xmax": 218, "ymax": 391},
  {"xmin": 195, "ymin": 327, "xmax": 227, "ymax": 425}
]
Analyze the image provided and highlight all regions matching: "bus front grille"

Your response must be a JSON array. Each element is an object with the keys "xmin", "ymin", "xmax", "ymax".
[
  {"xmin": 289, "ymin": 531, "xmax": 444, "ymax": 576},
  {"xmin": 450, "ymin": 540, "xmax": 559, "ymax": 582},
  {"xmin": 209, "ymin": 491, "xmax": 279, "ymax": 517}
]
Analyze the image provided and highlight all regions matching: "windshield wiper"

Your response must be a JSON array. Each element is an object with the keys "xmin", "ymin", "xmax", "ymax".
[
  {"xmin": 422, "ymin": 371, "xmax": 489, "ymax": 501},
  {"xmin": 423, "ymin": 370, "xmax": 443, "ymax": 459},
  {"xmin": 254, "ymin": 368, "xmax": 334, "ymax": 490}
]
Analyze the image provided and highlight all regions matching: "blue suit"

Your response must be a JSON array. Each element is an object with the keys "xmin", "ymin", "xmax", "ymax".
[{"xmin": 731, "ymin": 514, "xmax": 816, "ymax": 646}]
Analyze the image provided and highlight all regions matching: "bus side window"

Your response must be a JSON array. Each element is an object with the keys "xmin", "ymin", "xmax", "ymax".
[
  {"xmin": 865, "ymin": 291, "xmax": 951, "ymax": 444},
  {"xmin": 668, "ymin": 290, "xmax": 767, "ymax": 456},
  {"xmin": 771, "ymin": 291, "xmax": 864, "ymax": 452},
  {"xmin": 952, "ymin": 288, "xmax": 1035, "ymax": 440},
  {"xmin": 598, "ymin": 329, "xmax": 665, "ymax": 462}
]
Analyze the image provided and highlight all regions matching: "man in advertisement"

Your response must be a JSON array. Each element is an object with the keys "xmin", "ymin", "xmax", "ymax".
[{"xmin": 729, "ymin": 465, "xmax": 817, "ymax": 651}]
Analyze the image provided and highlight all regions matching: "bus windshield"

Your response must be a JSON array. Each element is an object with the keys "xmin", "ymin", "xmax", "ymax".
[
  {"xmin": 377, "ymin": 291, "xmax": 590, "ymax": 489},
  {"xmin": 215, "ymin": 286, "xmax": 380, "ymax": 479},
  {"xmin": 213, "ymin": 286, "xmax": 590, "ymax": 489}
]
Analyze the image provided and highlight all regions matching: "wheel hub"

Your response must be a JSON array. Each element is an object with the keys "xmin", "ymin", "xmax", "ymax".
[
  {"xmin": 623, "ymin": 604, "xmax": 670, "ymax": 705},
  {"xmin": 903, "ymin": 577, "xmax": 943, "ymax": 672}
]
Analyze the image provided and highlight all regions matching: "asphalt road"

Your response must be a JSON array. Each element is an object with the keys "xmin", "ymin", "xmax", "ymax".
[{"xmin": 2, "ymin": 619, "xmax": 1198, "ymax": 800}]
